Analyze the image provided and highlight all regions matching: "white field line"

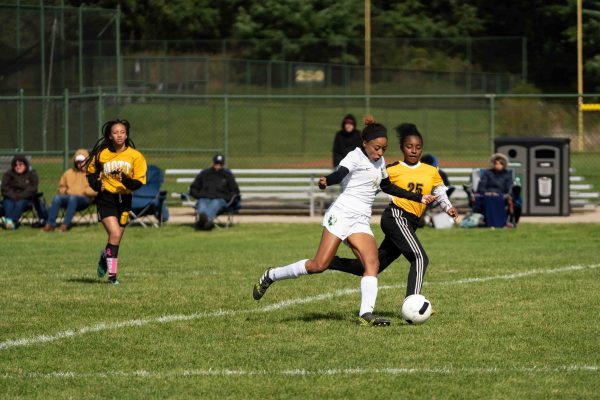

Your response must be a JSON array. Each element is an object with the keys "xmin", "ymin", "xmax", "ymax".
[
  {"xmin": 1, "ymin": 263, "xmax": 599, "ymax": 352},
  {"xmin": 0, "ymin": 365, "xmax": 598, "ymax": 380}
]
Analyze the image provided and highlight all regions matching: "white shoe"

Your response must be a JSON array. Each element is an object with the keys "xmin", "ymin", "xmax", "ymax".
[{"xmin": 2, "ymin": 217, "xmax": 14, "ymax": 230}]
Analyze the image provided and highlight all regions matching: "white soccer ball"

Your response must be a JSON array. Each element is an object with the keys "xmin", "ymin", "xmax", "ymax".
[{"xmin": 401, "ymin": 294, "xmax": 432, "ymax": 325}]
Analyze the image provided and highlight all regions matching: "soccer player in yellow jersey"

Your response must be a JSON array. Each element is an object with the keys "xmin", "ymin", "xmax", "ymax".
[
  {"xmin": 330, "ymin": 123, "xmax": 458, "ymax": 299},
  {"xmin": 86, "ymin": 119, "xmax": 147, "ymax": 284}
]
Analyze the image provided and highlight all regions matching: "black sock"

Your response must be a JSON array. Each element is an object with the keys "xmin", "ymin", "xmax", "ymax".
[{"xmin": 328, "ymin": 256, "xmax": 365, "ymax": 277}]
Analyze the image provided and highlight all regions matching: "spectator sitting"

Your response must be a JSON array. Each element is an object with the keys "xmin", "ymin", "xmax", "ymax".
[
  {"xmin": 42, "ymin": 149, "xmax": 97, "ymax": 232},
  {"xmin": 332, "ymin": 114, "xmax": 362, "ymax": 168},
  {"xmin": 189, "ymin": 154, "xmax": 240, "ymax": 231},
  {"xmin": 1, "ymin": 155, "xmax": 47, "ymax": 230},
  {"xmin": 474, "ymin": 153, "xmax": 513, "ymax": 228}
]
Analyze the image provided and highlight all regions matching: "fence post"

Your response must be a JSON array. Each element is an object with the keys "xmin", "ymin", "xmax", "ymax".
[
  {"xmin": 97, "ymin": 87, "xmax": 104, "ymax": 134},
  {"xmin": 116, "ymin": 4, "xmax": 122, "ymax": 95},
  {"xmin": 39, "ymin": 0, "xmax": 45, "ymax": 98},
  {"xmin": 224, "ymin": 95, "xmax": 229, "ymax": 161},
  {"xmin": 63, "ymin": 89, "xmax": 69, "ymax": 170},
  {"xmin": 301, "ymin": 106, "xmax": 306, "ymax": 153},
  {"xmin": 257, "ymin": 105, "xmax": 262, "ymax": 154},
  {"xmin": 466, "ymin": 36, "xmax": 472, "ymax": 94},
  {"xmin": 487, "ymin": 93, "xmax": 496, "ymax": 155},
  {"xmin": 78, "ymin": 5, "xmax": 83, "ymax": 93},
  {"xmin": 522, "ymin": 37, "xmax": 528, "ymax": 83},
  {"xmin": 267, "ymin": 61, "xmax": 272, "ymax": 95},
  {"xmin": 18, "ymin": 89, "xmax": 24, "ymax": 152}
]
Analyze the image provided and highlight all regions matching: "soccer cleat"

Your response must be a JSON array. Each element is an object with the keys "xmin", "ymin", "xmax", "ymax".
[
  {"xmin": 252, "ymin": 268, "xmax": 273, "ymax": 300},
  {"xmin": 97, "ymin": 250, "xmax": 107, "ymax": 278},
  {"xmin": 108, "ymin": 278, "xmax": 120, "ymax": 285},
  {"xmin": 356, "ymin": 312, "xmax": 391, "ymax": 327}
]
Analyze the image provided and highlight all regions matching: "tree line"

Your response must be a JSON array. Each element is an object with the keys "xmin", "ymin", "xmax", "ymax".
[{"xmin": 61, "ymin": 0, "xmax": 600, "ymax": 92}]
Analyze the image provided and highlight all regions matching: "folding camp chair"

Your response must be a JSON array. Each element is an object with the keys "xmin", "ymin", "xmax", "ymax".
[
  {"xmin": 179, "ymin": 192, "xmax": 241, "ymax": 229},
  {"xmin": 18, "ymin": 192, "xmax": 48, "ymax": 227},
  {"xmin": 58, "ymin": 198, "xmax": 97, "ymax": 226},
  {"xmin": 128, "ymin": 165, "xmax": 168, "ymax": 228},
  {"xmin": 213, "ymin": 193, "xmax": 241, "ymax": 229}
]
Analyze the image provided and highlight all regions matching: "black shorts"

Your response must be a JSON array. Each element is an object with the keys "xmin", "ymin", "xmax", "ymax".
[{"xmin": 96, "ymin": 191, "xmax": 132, "ymax": 227}]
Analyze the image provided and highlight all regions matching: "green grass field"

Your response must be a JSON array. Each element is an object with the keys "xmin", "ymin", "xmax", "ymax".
[{"xmin": 1, "ymin": 223, "xmax": 599, "ymax": 399}]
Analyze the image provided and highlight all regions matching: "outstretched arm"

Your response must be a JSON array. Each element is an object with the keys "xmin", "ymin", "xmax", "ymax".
[
  {"xmin": 318, "ymin": 166, "xmax": 350, "ymax": 189},
  {"xmin": 433, "ymin": 184, "xmax": 458, "ymax": 219},
  {"xmin": 380, "ymin": 178, "xmax": 436, "ymax": 204}
]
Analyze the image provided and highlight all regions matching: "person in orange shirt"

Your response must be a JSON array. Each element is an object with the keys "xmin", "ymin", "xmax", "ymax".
[
  {"xmin": 86, "ymin": 119, "xmax": 147, "ymax": 285},
  {"xmin": 42, "ymin": 149, "xmax": 97, "ymax": 232}
]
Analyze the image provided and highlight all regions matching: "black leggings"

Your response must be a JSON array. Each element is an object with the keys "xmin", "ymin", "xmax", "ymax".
[{"xmin": 329, "ymin": 204, "xmax": 429, "ymax": 297}]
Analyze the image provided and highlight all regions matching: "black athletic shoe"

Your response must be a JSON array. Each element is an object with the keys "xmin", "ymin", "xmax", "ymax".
[
  {"xmin": 195, "ymin": 212, "xmax": 208, "ymax": 230},
  {"xmin": 252, "ymin": 268, "xmax": 273, "ymax": 300},
  {"xmin": 97, "ymin": 250, "xmax": 107, "ymax": 278},
  {"xmin": 356, "ymin": 312, "xmax": 390, "ymax": 327}
]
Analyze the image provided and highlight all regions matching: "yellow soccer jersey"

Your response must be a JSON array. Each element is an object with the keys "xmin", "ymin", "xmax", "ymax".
[
  {"xmin": 87, "ymin": 147, "xmax": 147, "ymax": 194},
  {"xmin": 386, "ymin": 161, "xmax": 443, "ymax": 217}
]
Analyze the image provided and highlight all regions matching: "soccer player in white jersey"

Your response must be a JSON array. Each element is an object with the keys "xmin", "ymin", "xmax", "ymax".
[{"xmin": 252, "ymin": 117, "xmax": 435, "ymax": 326}]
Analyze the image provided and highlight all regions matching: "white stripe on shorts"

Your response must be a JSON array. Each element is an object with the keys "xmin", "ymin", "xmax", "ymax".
[{"xmin": 392, "ymin": 208, "xmax": 424, "ymax": 294}]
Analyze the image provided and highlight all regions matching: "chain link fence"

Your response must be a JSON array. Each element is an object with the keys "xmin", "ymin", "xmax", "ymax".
[
  {"xmin": 0, "ymin": 2, "xmax": 523, "ymax": 97},
  {"xmin": 0, "ymin": 3, "xmax": 119, "ymax": 96},
  {"xmin": 106, "ymin": 56, "xmax": 517, "ymax": 96},
  {"xmin": 1, "ymin": 93, "xmax": 599, "ymax": 204}
]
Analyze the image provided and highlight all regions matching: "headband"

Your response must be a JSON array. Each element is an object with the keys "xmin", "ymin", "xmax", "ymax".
[{"xmin": 362, "ymin": 129, "xmax": 387, "ymax": 142}]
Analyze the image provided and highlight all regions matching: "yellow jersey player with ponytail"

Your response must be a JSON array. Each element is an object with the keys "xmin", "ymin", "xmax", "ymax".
[{"xmin": 86, "ymin": 119, "xmax": 147, "ymax": 284}]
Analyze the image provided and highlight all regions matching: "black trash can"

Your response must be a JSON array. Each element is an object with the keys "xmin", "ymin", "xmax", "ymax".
[{"xmin": 494, "ymin": 137, "xmax": 570, "ymax": 216}]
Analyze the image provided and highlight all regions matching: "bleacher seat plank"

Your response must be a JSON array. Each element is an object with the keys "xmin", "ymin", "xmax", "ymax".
[{"xmin": 165, "ymin": 166, "xmax": 597, "ymax": 215}]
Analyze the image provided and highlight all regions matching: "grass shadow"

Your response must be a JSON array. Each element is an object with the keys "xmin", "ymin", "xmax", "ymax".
[
  {"xmin": 286, "ymin": 311, "xmax": 349, "ymax": 322},
  {"xmin": 66, "ymin": 277, "xmax": 104, "ymax": 285}
]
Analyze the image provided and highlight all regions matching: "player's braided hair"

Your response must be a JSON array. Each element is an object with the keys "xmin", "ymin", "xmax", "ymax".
[
  {"xmin": 395, "ymin": 123, "xmax": 423, "ymax": 146},
  {"xmin": 86, "ymin": 119, "xmax": 136, "ymax": 172}
]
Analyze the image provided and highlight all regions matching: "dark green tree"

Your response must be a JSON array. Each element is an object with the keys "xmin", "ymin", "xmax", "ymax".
[
  {"xmin": 67, "ymin": 0, "xmax": 250, "ymax": 40},
  {"xmin": 232, "ymin": 0, "xmax": 362, "ymax": 63}
]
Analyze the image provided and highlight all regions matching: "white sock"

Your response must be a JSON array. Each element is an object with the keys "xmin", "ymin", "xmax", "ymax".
[
  {"xmin": 269, "ymin": 259, "xmax": 308, "ymax": 281},
  {"xmin": 359, "ymin": 276, "xmax": 378, "ymax": 316}
]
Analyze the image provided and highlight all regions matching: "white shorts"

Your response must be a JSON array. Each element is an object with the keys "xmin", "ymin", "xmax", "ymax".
[{"xmin": 322, "ymin": 205, "xmax": 374, "ymax": 241}]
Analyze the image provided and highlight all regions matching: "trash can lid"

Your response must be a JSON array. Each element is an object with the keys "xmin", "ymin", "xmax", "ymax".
[{"xmin": 494, "ymin": 137, "xmax": 570, "ymax": 145}]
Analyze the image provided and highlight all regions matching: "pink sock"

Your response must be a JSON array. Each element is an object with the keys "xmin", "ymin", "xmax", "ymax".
[{"xmin": 107, "ymin": 257, "xmax": 118, "ymax": 276}]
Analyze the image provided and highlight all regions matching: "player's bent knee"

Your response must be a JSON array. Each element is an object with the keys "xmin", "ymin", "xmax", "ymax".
[{"xmin": 306, "ymin": 260, "xmax": 328, "ymax": 274}]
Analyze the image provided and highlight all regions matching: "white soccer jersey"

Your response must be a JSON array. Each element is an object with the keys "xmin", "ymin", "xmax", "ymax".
[{"xmin": 331, "ymin": 147, "xmax": 388, "ymax": 217}]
